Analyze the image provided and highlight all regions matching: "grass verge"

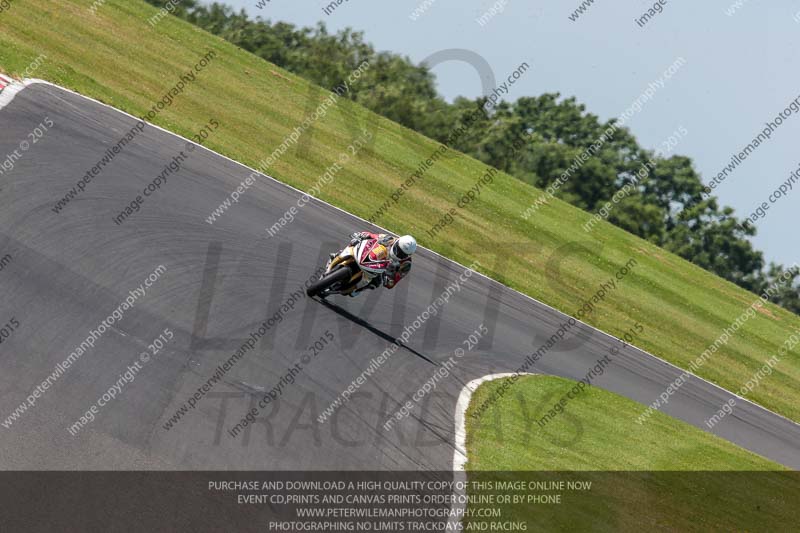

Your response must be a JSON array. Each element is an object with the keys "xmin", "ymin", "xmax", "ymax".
[{"xmin": 463, "ymin": 375, "xmax": 798, "ymax": 531}]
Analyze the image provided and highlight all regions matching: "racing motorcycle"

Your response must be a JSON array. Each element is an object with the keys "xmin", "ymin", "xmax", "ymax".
[{"xmin": 306, "ymin": 237, "xmax": 391, "ymax": 298}]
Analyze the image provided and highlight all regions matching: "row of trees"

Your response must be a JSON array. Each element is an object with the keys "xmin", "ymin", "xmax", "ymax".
[{"xmin": 145, "ymin": 0, "xmax": 800, "ymax": 314}]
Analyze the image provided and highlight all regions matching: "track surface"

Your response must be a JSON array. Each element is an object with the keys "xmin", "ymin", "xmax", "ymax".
[{"xmin": 0, "ymin": 83, "xmax": 798, "ymax": 470}]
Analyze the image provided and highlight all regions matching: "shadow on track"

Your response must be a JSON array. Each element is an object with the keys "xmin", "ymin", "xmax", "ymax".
[{"xmin": 314, "ymin": 297, "xmax": 439, "ymax": 366}]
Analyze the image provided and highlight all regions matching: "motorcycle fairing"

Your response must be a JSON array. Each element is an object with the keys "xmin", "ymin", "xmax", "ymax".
[{"xmin": 356, "ymin": 239, "xmax": 391, "ymax": 274}]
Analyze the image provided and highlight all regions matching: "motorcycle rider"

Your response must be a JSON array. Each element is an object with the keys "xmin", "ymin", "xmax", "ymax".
[{"xmin": 336, "ymin": 232, "xmax": 417, "ymax": 297}]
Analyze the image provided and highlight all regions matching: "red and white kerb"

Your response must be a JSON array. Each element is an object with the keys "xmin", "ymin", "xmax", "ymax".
[{"xmin": 0, "ymin": 74, "xmax": 13, "ymax": 91}]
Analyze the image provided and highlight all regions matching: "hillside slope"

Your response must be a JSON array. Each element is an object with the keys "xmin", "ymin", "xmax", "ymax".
[
  {"xmin": 0, "ymin": 0, "xmax": 798, "ymax": 421},
  {"xmin": 465, "ymin": 376, "xmax": 797, "ymax": 531}
]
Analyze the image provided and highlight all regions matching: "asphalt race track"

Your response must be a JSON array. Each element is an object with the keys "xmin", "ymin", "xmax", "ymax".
[{"xmin": 1, "ymin": 83, "xmax": 798, "ymax": 470}]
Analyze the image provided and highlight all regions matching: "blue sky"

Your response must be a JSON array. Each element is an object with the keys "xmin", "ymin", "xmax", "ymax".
[{"xmin": 224, "ymin": 0, "xmax": 800, "ymax": 268}]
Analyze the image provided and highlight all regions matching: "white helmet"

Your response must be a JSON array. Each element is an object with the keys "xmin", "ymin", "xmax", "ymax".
[{"xmin": 390, "ymin": 235, "xmax": 417, "ymax": 261}]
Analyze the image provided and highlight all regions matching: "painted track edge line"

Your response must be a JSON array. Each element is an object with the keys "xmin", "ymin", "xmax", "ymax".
[
  {"xmin": 447, "ymin": 373, "xmax": 534, "ymax": 531},
  {"xmin": 452, "ymin": 372, "xmax": 533, "ymax": 471},
  {"xmin": 14, "ymin": 78, "xmax": 800, "ymax": 431}
]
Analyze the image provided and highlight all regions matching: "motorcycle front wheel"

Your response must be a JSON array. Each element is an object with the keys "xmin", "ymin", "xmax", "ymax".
[{"xmin": 306, "ymin": 267, "xmax": 353, "ymax": 297}]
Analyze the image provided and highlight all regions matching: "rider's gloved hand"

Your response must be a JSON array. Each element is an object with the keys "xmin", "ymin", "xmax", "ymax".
[{"xmin": 349, "ymin": 231, "xmax": 368, "ymax": 245}]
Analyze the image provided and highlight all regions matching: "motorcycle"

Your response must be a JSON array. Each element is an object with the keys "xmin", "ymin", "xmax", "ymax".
[{"xmin": 306, "ymin": 237, "xmax": 390, "ymax": 298}]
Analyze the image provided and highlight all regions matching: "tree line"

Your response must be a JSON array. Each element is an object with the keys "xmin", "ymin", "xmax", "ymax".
[{"xmin": 144, "ymin": 0, "xmax": 800, "ymax": 314}]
